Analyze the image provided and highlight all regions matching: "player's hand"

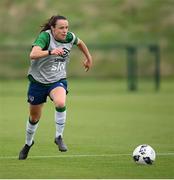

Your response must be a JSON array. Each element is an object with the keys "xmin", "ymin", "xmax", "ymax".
[
  {"xmin": 51, "ymin": 48, "xmax": 64, "ymax": 56},
  {"xmin": 83, "ymin": 59, "xmax": 92, "ymax": 72}
]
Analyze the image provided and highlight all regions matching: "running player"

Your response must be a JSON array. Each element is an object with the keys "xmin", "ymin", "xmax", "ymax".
[{"xmin": 19, "ymin": 15, "xmax": 92, "ymax": 160}]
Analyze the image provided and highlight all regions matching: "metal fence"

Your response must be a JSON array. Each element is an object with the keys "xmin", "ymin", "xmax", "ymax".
[{"xmin": 0, "ymin": 44, "xmax": 160, "ymax": 91}]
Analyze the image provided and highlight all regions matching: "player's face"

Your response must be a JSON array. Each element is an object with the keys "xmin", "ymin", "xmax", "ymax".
[{"xmin": 52, "ymin": 19, "xmax": 69, "ymax": 41}]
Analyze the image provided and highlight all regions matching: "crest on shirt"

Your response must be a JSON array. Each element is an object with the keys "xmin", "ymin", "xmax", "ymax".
[{"xmin": 61, "ymin": 48, "xmax": 70, "ymax": 58}]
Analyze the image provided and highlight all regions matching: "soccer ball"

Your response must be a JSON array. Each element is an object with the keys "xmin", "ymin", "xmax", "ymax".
[{"xmin": 132, "ymin": 144, "xmax": 156, "ymax": 165}]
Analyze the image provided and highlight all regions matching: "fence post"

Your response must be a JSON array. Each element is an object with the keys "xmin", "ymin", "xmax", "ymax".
[
  {"xmin": 149, "ymin": 45, "xmax": 160, "ymax": 91},
  {"xmin": 126, "ymin": 46, "xmax": 138, "ymax": 91}
]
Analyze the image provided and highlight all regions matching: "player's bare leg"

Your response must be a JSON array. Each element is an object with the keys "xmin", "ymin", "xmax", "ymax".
[{"xmin": 50, "ymin": 87, "xmax": 67, "ymax": 152}]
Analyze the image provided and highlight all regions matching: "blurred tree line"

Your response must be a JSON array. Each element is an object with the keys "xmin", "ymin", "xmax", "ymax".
[{"xmin": 0, "ymin": 0, "xmax": 174, "ymax": 79}]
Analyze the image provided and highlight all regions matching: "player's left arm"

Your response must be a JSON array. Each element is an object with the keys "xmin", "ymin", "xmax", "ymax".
[{"xmin": 77, "ymin": 39, "xmax": 93, "ymax": 72}]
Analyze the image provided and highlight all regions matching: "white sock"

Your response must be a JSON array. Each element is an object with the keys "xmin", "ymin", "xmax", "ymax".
[
  {"xmin": 25, "ymin": 119, "xmax": 38, "ymax": 146},
  {"xmin": 55, "ymin": 107, "xmax": 66, "ymax": 138}
]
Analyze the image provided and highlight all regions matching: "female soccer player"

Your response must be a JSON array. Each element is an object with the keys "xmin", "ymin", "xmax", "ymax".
[{"xmin": 19, "ymin": 15, "xmax": 92, "ymax": 160}]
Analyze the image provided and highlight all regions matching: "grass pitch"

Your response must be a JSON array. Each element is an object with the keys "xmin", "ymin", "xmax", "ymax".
[{"xmin": 0, "ymin": 79, "xmax": 174, "ymax": 178}]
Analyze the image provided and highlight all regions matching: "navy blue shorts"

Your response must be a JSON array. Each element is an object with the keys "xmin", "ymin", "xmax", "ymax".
[{"xmin": 27, "ymin": 79, "xmax": 68, "ymax": 105}]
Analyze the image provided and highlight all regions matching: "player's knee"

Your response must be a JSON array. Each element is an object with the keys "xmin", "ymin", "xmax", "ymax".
[
  {"xmin": 56, "ymin": 101, "xmax": 65, "ymax": 108},
  {"xmin": 54, "ymin": 99, "xmax": 65, "ymax": 108}
]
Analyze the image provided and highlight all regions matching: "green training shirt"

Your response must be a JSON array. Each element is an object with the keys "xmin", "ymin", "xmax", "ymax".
[{"xmin": 28, "ymin": 30, "xmax": 78, "ymax": 84}]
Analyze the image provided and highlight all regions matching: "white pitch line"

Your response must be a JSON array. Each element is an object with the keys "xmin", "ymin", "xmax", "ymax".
[
  {"xmin": 158, "ymin": 152, "xmax": 174, "ymax": 156},
  {"xmin": 0, "ymin": 153, "xmax": 130, "ymax": 159},
  {"xmin": 0, "ymin": 152, "xmax": 174, "ymax": 160}
]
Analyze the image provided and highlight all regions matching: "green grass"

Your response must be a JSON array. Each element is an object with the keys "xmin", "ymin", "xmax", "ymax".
[{"xmin": 0, "ymin": 79, "xmax": 174, "ymax": 178}]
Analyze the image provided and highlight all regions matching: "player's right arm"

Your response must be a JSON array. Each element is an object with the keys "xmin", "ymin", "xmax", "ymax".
[
  {"xmin": 30, "ymin": 46, "xmax": 50, "ymax": 59},
  {"xmin": 30, "ymin": 32, "xmax": 64, "ymax": 60}
]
